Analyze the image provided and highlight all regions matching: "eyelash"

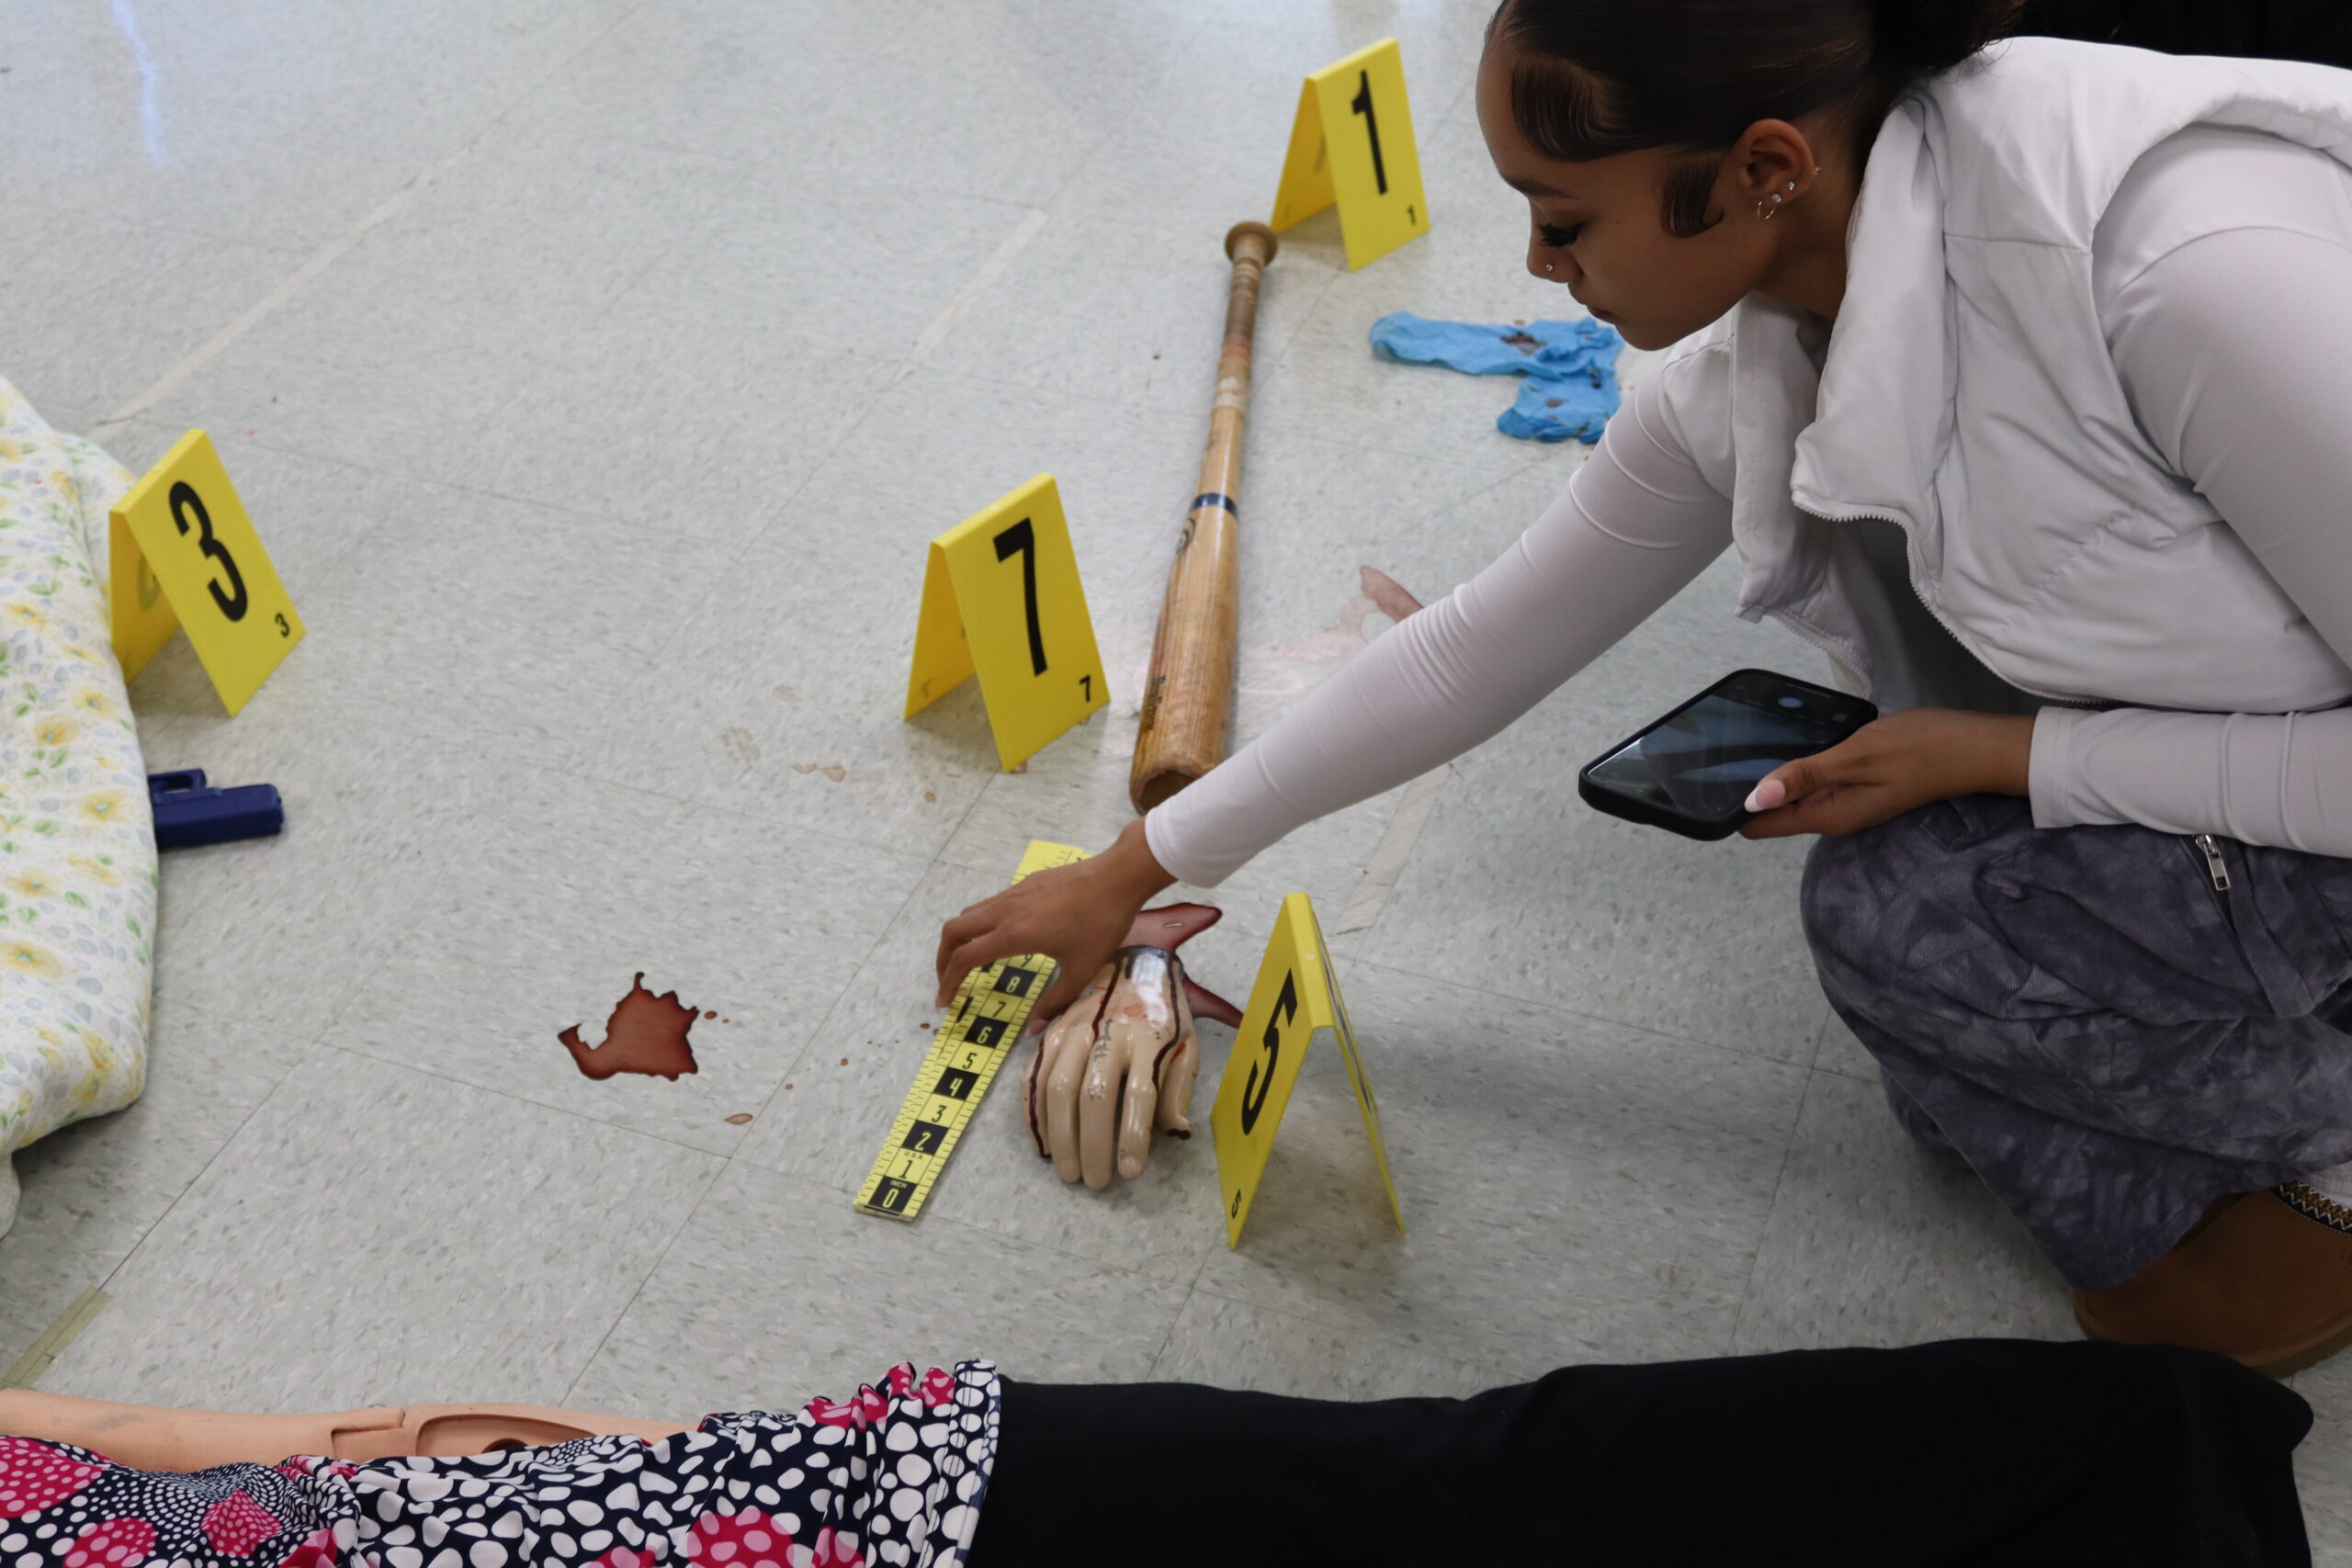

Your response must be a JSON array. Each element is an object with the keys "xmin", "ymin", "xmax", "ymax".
[{"xmin": 1538, "ymin": 222, "xmax": 1581, "ymax": 248}]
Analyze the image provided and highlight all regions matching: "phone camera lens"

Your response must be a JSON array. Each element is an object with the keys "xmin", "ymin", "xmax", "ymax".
[{"xmin": 1777, "ymin": 695, "xmax": 1804, "ymax": 709}]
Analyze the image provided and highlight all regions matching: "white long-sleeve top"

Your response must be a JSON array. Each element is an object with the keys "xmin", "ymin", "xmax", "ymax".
[{"xmin": 1148, "ymin": 125, "xmax": 2352, "ymax": 887}]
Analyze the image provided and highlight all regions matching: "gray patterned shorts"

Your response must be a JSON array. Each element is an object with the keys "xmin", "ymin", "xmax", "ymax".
[{"xmin": 1803, "ymin": 794, "xmax": 2352, "ymax": 1290}]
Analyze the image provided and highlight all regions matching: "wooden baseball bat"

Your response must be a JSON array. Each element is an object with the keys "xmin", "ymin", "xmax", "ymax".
[{"xmin": 1130, "ymin": 220, "xmax": 1278, "ymax": 813}]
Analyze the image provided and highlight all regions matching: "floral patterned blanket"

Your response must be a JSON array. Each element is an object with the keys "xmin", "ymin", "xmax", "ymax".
[{"xmin": 0, "ymin": 378, "xmax": 156, "ymax": 1239}]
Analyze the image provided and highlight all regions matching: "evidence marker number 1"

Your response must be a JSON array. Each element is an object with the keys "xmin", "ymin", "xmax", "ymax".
[{"xmin": 854, "ymin": 840, "xmax": 1087, "ymax": 1222}]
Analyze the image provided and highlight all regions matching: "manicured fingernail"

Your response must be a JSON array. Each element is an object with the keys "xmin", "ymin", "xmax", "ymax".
[{"xmin": 1744, "ymin": 778, "xmax": 1786, "ymax": 813}]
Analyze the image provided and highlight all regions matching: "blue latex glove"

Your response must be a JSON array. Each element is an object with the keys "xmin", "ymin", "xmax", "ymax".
[{"xmin": 1368, "ymin": 311, "xmax": 1624, "ymax": 443}]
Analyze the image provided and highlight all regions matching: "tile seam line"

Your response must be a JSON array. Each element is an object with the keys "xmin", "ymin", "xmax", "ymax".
[
  {"xmin": 82, "ymin": 0, "xmax": 659, "ymax": 431},
  {"xmin": 554, "ymin": 1155, "xmax": 1200, "ymax": 1394},
  {"xmin": 98, "ymin": 408, "xmax": 816, "ymax": 558},
  {"xmin": 888, "ymin": 207, "xmax": 1050, "ymax": 387},
  {"xmin": 83, "ymin": 1020, "xmax": 326, "ymax": 1303},
  {"xmin": 546, "ymin": 756, "xmax": 944, "ymax": 876},
  {"xmin": 1177, "ymin": 1280, "xmax": 1531, "ymax": 1374},
  {"xmin": 878, "ymin": 360, "xmax": 1560, "ymax": 477},
  {"xmin": 721, "ymin": 325, "xmax": 919, "ymax": 556},
  {"xmin": 576, "ymin": 144, "xmax": 774, "ymax": 316},
  {"xmin": 722, "ymin": 1163, "xmax": 1187, "ymax": 1301},
  {"xmin": 1140, "ymin": 1288, "xmax": 1198, "ymax": 1382},
  {"xmin": 1724, "ymin": 1066, "xmax": 1819, "ymax": 1356},
  {"xmin": 88, "ymin": 134, "xmax": 496, "ymax": 440},
  {"xmin": 559, "ymin": 1154, "xmax": 733, "ymax": 1411},
  {"xmin": 1028, "ymin": 9, "xmax": 1219, "ymax": 213},
  {"xmin": 715, "ymin": 852, "xmax": 942, "ymax": 1139},
  {"xmin": 314, "ymin": 1038, "xmax": 762, "ymax": 1163},
  {"xmin": 1330, "ymin": 943, "xmax": 1818, "ymax": 1075},
  {"xmin": 306, "ymin": 846, "xmax": 494, "ymax": 1043},
  {"xmin": 1177, "ymin": 1279, "xmax": 1498, "ymax": 1372}
]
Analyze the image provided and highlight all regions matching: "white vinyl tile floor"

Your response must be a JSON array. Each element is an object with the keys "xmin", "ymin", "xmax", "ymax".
[{"xmin": 4, "ymin": 0, "xmax": 2347, "ymax": 1554}]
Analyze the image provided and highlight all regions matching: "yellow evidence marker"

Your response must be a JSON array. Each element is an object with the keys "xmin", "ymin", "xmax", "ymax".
[
  {"xmin": 1270, "ymin": 37, "xmax": 1431, "ymax": 271},
  {"xmin": 905, "ymin": 473, "xmax": 1107, "ymax": 772},
  {"xmin": 108, "ymin": 431, "xmax": 304, "ymax": 714},
  {"xmin": 856, "ymin": 839, "xmax": 1091, "ymax": 1222},
  {"xmin": 1211, "ymin": 892, "xmax": 1405, "ymax": 1247}
]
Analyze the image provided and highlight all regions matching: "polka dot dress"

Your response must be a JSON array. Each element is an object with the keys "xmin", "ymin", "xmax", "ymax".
[{"xmin": 0, "ymin": 1362, "xmax": 1000, "ymax": 1568}]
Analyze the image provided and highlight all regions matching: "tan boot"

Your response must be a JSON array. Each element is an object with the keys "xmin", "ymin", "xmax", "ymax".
[
  {"xmin": 0, "ymin": 1391, "xmax": 690, "ymax": 1471},
  {"xmin": 2075, "ymin": 1183, "xmax": 2352, "ymax": 1378}
]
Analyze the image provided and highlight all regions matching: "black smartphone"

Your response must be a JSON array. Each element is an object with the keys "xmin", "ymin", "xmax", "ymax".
[{"xmin": 1577, "ymin": 669, "xmax": 1877, "ymax": 840}]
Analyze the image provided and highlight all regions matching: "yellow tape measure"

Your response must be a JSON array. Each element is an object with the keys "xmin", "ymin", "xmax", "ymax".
[{"xmin": 855, "ymin": 840, "xmax": 1089, "ymax": 1221}]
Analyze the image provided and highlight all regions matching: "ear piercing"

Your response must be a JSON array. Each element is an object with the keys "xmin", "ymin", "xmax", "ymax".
[{"xmin": 1757, "ymin": 178, "xmax": 1800, "ymax": 222}]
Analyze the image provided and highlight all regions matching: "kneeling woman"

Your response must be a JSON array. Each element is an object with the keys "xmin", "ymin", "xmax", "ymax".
[
  {"xmin": 937, "ymin": 1, "xmax": 2352, "ymax": 1371},
  {"xmin": 0, "ymin": 1339, "xmax": 2315, "ymax": 1566}
]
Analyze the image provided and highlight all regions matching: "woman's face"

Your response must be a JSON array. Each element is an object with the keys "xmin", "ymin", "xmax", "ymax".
[{"xmin": 1475, "ymin": 43, "xmax": 1780, "ymax": 350}]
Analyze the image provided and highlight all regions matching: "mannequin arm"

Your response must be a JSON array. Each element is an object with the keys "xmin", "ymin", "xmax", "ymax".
[{"xmin": 0, "ymin": 1389, "xmax": 689, "ymax": 1470}]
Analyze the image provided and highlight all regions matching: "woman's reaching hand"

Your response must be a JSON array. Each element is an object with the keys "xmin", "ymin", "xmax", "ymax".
[
  {"xmin": 934, "ymin": 817, "xmax": 1179, "ymax": 1028},
  {"xmin": 1738, "ymin": 708, "xmax": 2035, "ymax": 840}
]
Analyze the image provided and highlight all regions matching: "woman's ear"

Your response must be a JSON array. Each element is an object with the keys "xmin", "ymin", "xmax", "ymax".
[{"xmin": 1728, "ymin": 118, "xmax": 1819, "ymax": 210}]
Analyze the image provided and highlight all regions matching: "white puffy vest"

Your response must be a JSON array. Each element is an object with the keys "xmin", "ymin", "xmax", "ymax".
[{"xmin": 1662, "ymin": 37, "xmax": 2352, "ymax": 714}]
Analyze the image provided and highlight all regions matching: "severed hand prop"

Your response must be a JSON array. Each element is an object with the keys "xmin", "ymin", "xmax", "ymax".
[{"xmin": 1023, "ymin": 904, "xmax": 1241, "ymax": 1190}]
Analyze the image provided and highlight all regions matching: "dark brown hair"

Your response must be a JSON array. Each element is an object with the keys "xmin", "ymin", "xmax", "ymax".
[{"xmin": 1489, "ymin": 0, "xmax": 2026, "ymax": 235}]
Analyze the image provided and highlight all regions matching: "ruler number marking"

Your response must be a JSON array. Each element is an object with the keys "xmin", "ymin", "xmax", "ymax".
[{"xmin": 859, "ymin": 908, "xmax": 1064, "ymax": 1220}]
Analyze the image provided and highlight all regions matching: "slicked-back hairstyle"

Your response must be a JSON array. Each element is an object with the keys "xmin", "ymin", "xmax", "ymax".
[{"xmin": 1488, "ymin": 0, "xmax": 2026, "ymax": 236}]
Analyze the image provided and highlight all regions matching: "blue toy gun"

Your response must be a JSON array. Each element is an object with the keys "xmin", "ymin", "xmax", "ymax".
[{"xmin": 147, "ymin": 770, "xmax": 284, "ymax": 850}]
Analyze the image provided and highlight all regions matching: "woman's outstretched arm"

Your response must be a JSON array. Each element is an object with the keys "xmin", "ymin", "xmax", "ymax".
[
  {"xmin": 934, "ymin": 354, "xmax": 1733, "ymax": 1017},
  {"xmin": 1142, "ymin": 358, "xmax": 1734, "ymax": 887}
]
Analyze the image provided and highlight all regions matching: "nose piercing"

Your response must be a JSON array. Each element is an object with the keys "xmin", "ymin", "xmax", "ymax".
[{"xmin": 1544, "ymin": 262, "xmax": 1555, "ymax": 274}]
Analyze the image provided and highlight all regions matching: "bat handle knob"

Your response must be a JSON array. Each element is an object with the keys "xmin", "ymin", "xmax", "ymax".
[{"xmin": 1225, "ymin": 220, "xmax": 1279, "ymax": 265}]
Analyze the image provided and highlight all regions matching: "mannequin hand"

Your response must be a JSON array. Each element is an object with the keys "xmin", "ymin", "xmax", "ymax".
[
  {"xmin": 1025, "ymin": 947, "xmax": 1200, "ymax": 1189},
  {"xmin": 935, "ymin": 818, "xmax": 1176, "ymax": 1029},
  {"xmin": 1739, "ymin": 708, "xmax": 2034, "ymax": 840}
]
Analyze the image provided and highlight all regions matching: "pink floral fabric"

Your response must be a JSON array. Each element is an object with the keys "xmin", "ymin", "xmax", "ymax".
[{"xmin": 0, "ymin": 1362, "xmax": 999, "ymax": 1568}]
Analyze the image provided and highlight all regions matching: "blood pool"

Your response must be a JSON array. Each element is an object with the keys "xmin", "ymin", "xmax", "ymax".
[{"xmin": 559, "ymin": 974, "xmax": 701, "ymax": 1081}]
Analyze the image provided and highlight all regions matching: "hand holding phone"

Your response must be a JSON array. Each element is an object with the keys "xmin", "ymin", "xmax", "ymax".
[
  {"xmin": 1735, "ymin": 706, "xmax": 2036, "ymax": 840},
  {"xmin": 1577, "ymin": 670, "xmax": 1876, "ymax": 840}
]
